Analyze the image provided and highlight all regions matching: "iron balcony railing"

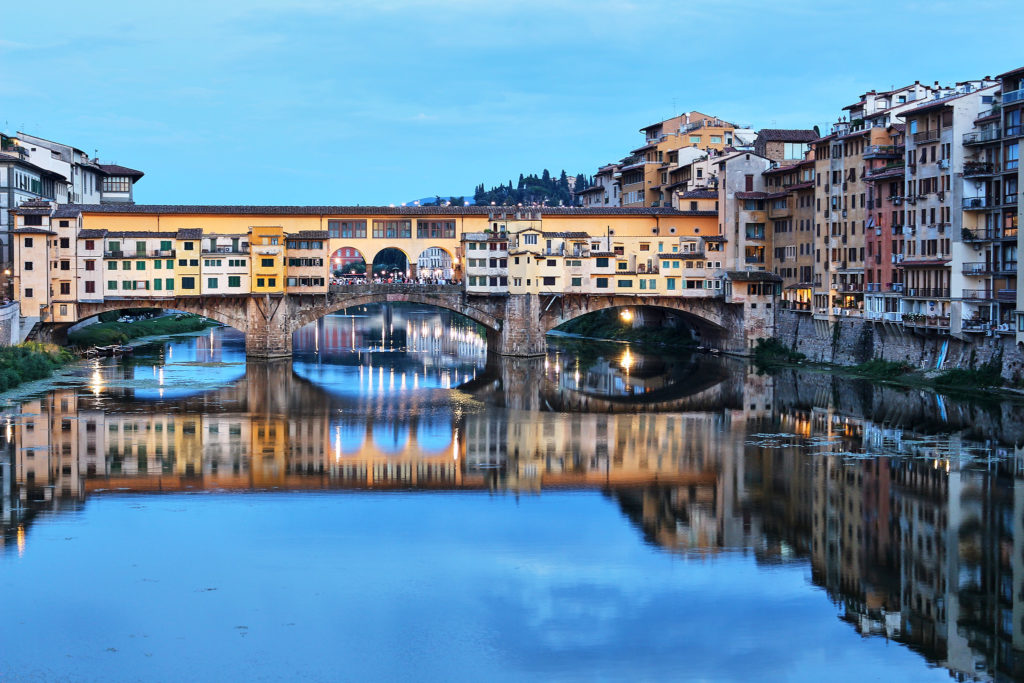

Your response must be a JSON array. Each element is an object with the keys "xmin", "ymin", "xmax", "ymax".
[
  {"xmin": 913, "ymin": 130, "xmax": 941, "ymax": 143},
  {"xmin": 963, "ymin": 196, "xmax": 999, "ymax": 210},
  {"xmin": 1003, "ymin": 88, "xmax": 1024, "ymax": 104},
  {"xmin": 963, "ymin": 128, "xmax": 1001, "ymax": 145},
  {"xmin": 905, "ymin": 288, "xmax": 950, "ymax": 298},
  {"xmin": 963, "ymin": 161, "xmax": 1000, "ymax": 177}
]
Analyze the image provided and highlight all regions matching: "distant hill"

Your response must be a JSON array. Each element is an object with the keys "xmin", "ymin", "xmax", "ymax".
[
  {"xmin": 473, "ymin": 169, "xmax": 590, "ymax": 207},
  {"xmin": 402, "ymin": 196, "xmax": 475, "ymax": 207}
]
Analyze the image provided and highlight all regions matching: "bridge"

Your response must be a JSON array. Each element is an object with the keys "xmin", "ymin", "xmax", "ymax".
[{"xmin": 54, "ymin": 283, "xmax": 761, "ymax": 358}]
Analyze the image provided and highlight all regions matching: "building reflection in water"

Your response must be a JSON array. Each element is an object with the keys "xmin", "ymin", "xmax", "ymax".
[{"xmin": 1, "ymin": 307, "xmax": 1024, "ymax": 681}]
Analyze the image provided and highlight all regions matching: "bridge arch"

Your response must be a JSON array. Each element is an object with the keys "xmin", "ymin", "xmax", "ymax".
[
  {"xmin": 286, "ymin": 289, "xmax": 503, "ymax": 340},
  {"xmin": 540, "ymin": 295, "xmax": 735, "ymax": 348}
]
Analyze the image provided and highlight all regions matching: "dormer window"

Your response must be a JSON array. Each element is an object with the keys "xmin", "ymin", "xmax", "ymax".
[{"xmin": 24, "ymin": 215, "xmax": 43, "ymax": 226}]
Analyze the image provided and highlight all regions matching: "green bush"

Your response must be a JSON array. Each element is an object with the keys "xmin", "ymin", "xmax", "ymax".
[
  {"xmin": 69, "ymin": 314, "xmax": 216, "ymax": 347},
  {"xmin": 0, "ymin": 343, "xmax": 74, "ymax": 393},
  {"xmin": 851, "ymin": 359, "xmax": 915, "ymax": 378},
  {"xmin": 933, "ymin": 362, "xmax": 1003, "ymax": 390},
  {"xmin": 753, "ymin": 337, "xmax": 805, "ymax": 366}
]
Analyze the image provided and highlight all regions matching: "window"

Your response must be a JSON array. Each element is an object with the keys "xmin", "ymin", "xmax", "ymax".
[
  {"xmin": 178, "ymin": 259, "xmax": 187, "ymax": 266},
  {"xmin": 24, "ymin": 262, "xmax": 33, "ymax": 271},
  {"xmin": 228, "ymin": 276, "xmax": 241, "ymax": 288},
  {"xmin": 183, "ymin": 242, "xmax": 194, "ymax": 251},
  {"xmin": 207, "ymin": 278, "xmax": 218, "ymax": 289},
  {"xmin": 59, "ymin": 237, "xmax": 70, "ymax": 249},
  {"xmin": 108, "ymin": 280, "xmax": 117, "ymax": 290},
  {"xmin": 160, "ymin": 240, "xmax": 172, "ymax": 251},
  {"xmin": 268, "ymin": 278, "xmax": 276, "ymax": 287},
  {"xmin": 710, "ymin": 136, "xmax": 722, "ymax": 144},
  {"xmin": 261, "ymin": 258, "xmax": 274, "ymax": 268},
  {"xmin": 666, "ymin": 278, "xmax": 676, "ymax": 290},
  {"xmin": 328, "ymin": 220, "xmax": 367, "ymax": 238},
  {"xmin": 416, "ymin": 220, "xmax": 456, "ymax": 239},
  {"xmin": 102, "ymin": 177, "xmax": 131, "ymax": 193},
  {"xmin": 24, "ymin": 237, "xmax": 33, "ymax": 247},
  {"xmin": 595, "ymin": 277, "xmax": 608, "ymax": 288},
  {"xmin": 257, "ymin": 278, "xmax": 265, "ymax": 287},
  {"xmin": 136, "ymin": 261, "xmax": 145, "ymax": 270},
  {"xmin": 23, "ymin": 215, "xmax": 42, "ymax": 226},
  {"xmin": 154, "ymin": 260, "xmax": 162, "ymax": 270},
  {"xmin": 181, "ymin": 276, "xmax": 195, "ymax": 289},
  {"xmin": 85, "ymin": 260, "xmax": 95, "ymax": 271},
  {"xmin": 371, "ymin": 219, "xmax": 412, "ymax": 238},
  {"xmin": 617, "ymin": 279, "xmax": 633, "ymax": 288},
  {"xmin": 570, "ymin": 277, "xmax": 582, "ymax": 287},
  {"xmin": 596, "ymin": 257, "xmax": 609, "ymax": 267},
  {"xmin": 542, "ymin": 276, "xmax": 555, "ymax": 286},
  {"xmin": 165, "ymin": 278, "xmax": 174, "ymax": 290},
  {"xmin": 60, "ymin": 260, "xmax": 70, "ymax": 270},
  {"xmin": 85, "ymin": 281, "xmax": 95, "ymax": 293},
  {"xmin": 59, "ymin": 282, "xmax": 70, "ymax": 295},
  {"xmin": 523, "ymin": 234, "xmax": 538, "ymax": 245},
  {"xmin": 24, "ymin": 288, "xmax": 32, "ymax": 297},
  {"xmin": 689, "ymin": 135, "xmax": 701, "ymax": 143}
]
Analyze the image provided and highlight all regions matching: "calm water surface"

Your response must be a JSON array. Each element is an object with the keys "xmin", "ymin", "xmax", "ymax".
[{"xmin": 1, "ymin": 304, "xmax": 1023, "ymax": 682}]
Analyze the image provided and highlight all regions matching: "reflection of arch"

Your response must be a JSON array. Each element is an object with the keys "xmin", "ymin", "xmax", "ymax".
[
  {"xmin": 330, "ymin": 247, "xmax": 367, "ymax": 274},
  {"xmin": 334, "ymin": 420, "xmax": 367, "ymax": 454},
  {"xmin": 416, "ymin": 416, "xmax": 453, "ymax": 452},
  {"xmin": 372, "ymin": 421, "xmax": 409, "ymax": 453}
]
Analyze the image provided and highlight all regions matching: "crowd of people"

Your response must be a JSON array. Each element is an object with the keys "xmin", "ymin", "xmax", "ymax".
[{"xmin": 329, "ymin": 274, "xmax": 457, "ymax": 287}]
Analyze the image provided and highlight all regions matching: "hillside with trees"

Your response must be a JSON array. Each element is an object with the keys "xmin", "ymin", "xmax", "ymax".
[{"xmin": 472, "ymin": 170, "xmax": 590, "ymax": 206}]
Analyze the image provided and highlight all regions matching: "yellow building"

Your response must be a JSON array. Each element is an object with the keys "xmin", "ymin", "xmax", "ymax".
[{"xmin": 249, "ymin": 226, "xmax": 285, "ymax": 294}]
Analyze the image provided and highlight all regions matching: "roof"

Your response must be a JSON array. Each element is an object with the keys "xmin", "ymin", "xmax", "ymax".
[
  {"xmin": 734, "ymin": 192, "xmax": 767, "ymax": 200},
  {"xmin": 576, "ymin": 185, "xmax": 605, "ymax": 194},
  {"xmin": 0, "ymin": 152, "xmax": 65, "ymax": 179},
  {"xmin": 590, "ymin": 251, "xmax": 616, "ymax": 257},
  {"xmin": 96, "ymin": 163, "xmax": 144, "ymax": 179},
  {"xmin": 756, "ymin": 129, "xmax": 817, "ymax": 143},
  {"xmin": 675, "ymin": 210, "xmax": 718, "ymax": 217},
  {"xmin": 13, "ymin": 227, "xmax": 56, "ymax": 235},
  {"xmin": 53, "ymin": 206, "xmax": 82, "ymax": 218},
  {"xmin": 106, "ymin": 231, "xmax": 171, "ymax": 238},
  {"xmin": 175, "ymin": 229, "xmax": 203, "ymax": 240},
  {"xmin": 903, "ymin": 86, "xmax": 998, "ymax": 117},
  {"xmin": 13, "ymin": 206, "xmax": 52, "ymax": 216},
  {"xmin": 77, "ymin": 229, "xmax": 109, "ymax": 238},
  {"xmin": 680, "ymin": 189, "xmax": 717, "ymax": 199},
  {"xmin": 542, "ymin": 231, "xmax": 589, "ymax": 239},
  {"xmin": 726, "ymin": 270, "xmax": 782, "ymax": 282},
  {"xmin": 702, "ymin": 235, "xmax": 727, "ymax": 242},
  {"xmin": 65, "ymin": 204, "xmax": 692, "ymax": 217},
  {"xmin": 288, "ymin": 230, "xmax": 330, "ymax": 240},
  {"xmin": 997, "ymin": 65, "xmax": 1024, "ymax": 81}
]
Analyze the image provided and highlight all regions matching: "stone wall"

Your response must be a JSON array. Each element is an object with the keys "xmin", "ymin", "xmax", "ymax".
[
  {"xmin": 0, "ymin": 301, "xmax": 18, "ymax": 346},
  {"xmin": 777, "ymin": 309, "xmax": 1024, "ymax": 382}
]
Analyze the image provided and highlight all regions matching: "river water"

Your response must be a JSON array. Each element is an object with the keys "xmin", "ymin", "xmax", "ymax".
[{"xmin": 1, "ymin": 304, "xmax": 1023, "ymax": 682}]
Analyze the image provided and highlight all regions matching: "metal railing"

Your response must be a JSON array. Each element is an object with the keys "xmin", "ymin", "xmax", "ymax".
[
  {"xmin": 963, "ymin": 196, "xmax": 999, "ymax": 210},
  {"xmin": 913, "ymin": 130, "xmax": 941, "ymax": 143},
  {"xmin": 905, "ymin": 288, "xmax": 950, "ymax": 298},
  {"xmin": 963, "ymin": 128, "xmax": 1001, "ymax": 145}
]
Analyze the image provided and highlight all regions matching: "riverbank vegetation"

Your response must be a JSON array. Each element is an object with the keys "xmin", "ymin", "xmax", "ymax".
[
  {"xmin": 753, "ymin": 336, "xmax": 1016, "ymax": 399},
  {"xmin": 0, "ymin": 343, "xmax": 75, "ymax": 392},
  {"xmin": 553, "ymin": 309, "xmax": 697, "ymax": 349},
  {"xmin": 68, "ymin": 313, "xmax": 218, "ymax": 347}
]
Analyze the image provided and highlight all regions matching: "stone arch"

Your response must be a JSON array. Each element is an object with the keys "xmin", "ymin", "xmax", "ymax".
[
  {"xmin": 540, "ymin": 295, "xmax": 732, "ymax": 346},
  {"xmin": 49, "ymin": 298, "xmax": 253, "ymax": 345},
  {"xmin": 286, "ymin": 291, "xmax": 502, "ymax": 339}
]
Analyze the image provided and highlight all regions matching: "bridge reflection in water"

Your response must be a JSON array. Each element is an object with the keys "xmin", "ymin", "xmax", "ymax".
[{"xmin": 3, "ymin": 317, "xmax": 1024, "ymax": 680}]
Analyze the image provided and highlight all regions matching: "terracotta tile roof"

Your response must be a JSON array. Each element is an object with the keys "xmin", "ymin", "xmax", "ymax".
[
  {"xmin": 734, "ymin": 192, "xmax": 767, "ymax": 200},
  {"xmin": 680, "ymin": 189, "xmax": 717, "ymax": 199},
  {"xmin": 726, "ymin": 270, "xmax": 781, "ymax": 282},
  {"xmin": 175, "ymin": 228, "xmax": 204, "ymax": 240},
  {"xmin": 756, "ymin": 129, "xmax": 817, "ymax": 142},
  {"xmin": 106, "ymin": 231, "xmax": 171, "ymax": 238},
  {"xmin": 77, "ymin": 229, "xmax": 109, "ymax": 238},
  {"xmin": 13, "ymin": 227, "xmax": 56, "ymax": 235},
  {"xmin": 96, "ymin": 163, "xmax": 144, "ymax": 179},
  {"xmin": 675, "ymin": 210, "xmax": 718, "ymax": 217},
  {"xmin": 542, "ymin": 231, "xmax": 590, "ymax": 239},
  {"xmin": 53, "ymin": 206, "xmax": 82, "ymax": 218},
  {"xmin": 65, "ymin": 204, "xmax": 692, "ymax": 217},
  {"xmin": 289, "ymin": 230, "xmax": 330, "ymax": 239}
]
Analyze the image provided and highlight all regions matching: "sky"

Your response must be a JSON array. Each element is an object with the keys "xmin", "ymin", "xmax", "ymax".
[{"xmin": 1, "ymin": 0, "xmax": 1021, "ymax": 206}]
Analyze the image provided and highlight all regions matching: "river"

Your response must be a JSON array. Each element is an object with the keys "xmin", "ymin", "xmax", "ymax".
[{"xmin": 0, "ymin": 303, "xmax": 1022, "ymax": 681}]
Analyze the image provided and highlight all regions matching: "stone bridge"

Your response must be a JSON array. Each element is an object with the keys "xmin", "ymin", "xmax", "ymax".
[{"xmin": 52, "ymin": 284, "xmax": 754, "ymax": 358}]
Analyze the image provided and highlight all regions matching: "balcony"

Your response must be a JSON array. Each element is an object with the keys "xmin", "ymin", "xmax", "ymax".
[
  {"xmin": 888, "ymin": 283, "xmax": 905, "ymax": 293},
  {"xmin": 997, "ymin": 289, "xmax": 1016, "ymax": 302},
  {"xmin": 963, "ymin": 161, "xmax": 1000, "ymax": 177},
  {"xmin": 865, "ymin": 282, "xmax": 881, "ymax": 292},
  {"xmin": 863, "ymin": 144, "xmax": 902, "ymax": 159},
  {"xmin": 995, "ymin": 261, "xmax": 1018, "ymax": 274},
  {"xmin": 963, "ymin": 128, "xmax": 1001, "ymax": 145},
  {"xmin": 1003, "ymin": 88, "xmax": 1024, "ymax": 105},
  {"xmin": 963, "ymin": 196, "xmax": 999, "ymax": 210},
  {"xmin": 963, "ymin": 262, "xmax": 992, "ymax": 275},
  {"xmin": 962, "ymin": 289, "xmax": 995, "ymax": 300},
  {"xmin": 904, "ymin": 288, "xmax": 950, "ymax": 298},
  {"xmin": 902, "ymin": 313, "xmax": 950, "ymax": 329},
  {"xmin": 203, "ymin": 245, "xmax": 249, "ymax": 254},
  {"xmin": 913, "ymin": 130, "xmax": 941, "ymax": 144},
  {"xmin": 744, "ymin": 256, "xmax": 765, "ymax": 264}
]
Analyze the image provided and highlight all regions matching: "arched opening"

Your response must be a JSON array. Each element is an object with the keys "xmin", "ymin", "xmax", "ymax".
[
  {"xmin": 549, "ymin": 305, "xmax": 708, "ymax": 349},
  {"xmin": 371, "ymin": 247, "xmax": 410, "ymax": 280},
  {"xmin": 330, "ymin": 246, "xmax": 367, "ymax": 277},
  {"xmin": 415, "ymin": 246, "xmax": 455, "ymax": 283},
  {"xmin": 55, "ymin": 305, "xmax": 246, "ymax": 349}
]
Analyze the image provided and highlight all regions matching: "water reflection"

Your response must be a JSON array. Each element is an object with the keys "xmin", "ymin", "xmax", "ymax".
[{"xmin": 1, "ymin": 306, "xmax": 1024, "ymax": 681}]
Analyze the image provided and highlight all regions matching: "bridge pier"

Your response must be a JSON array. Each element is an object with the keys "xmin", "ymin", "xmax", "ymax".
[
  {"xmin": 489, "ymin": 294, "xmax": 549, "ymax": 357},
  {"xmin": 245, "ymin": 296, "xmax": 293, "ymax": 359}
]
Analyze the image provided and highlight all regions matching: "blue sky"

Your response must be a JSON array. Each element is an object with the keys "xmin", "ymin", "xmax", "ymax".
[{"xmin": 1, "ymin": 0, "xmax": 1020, "ymax": 205}]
